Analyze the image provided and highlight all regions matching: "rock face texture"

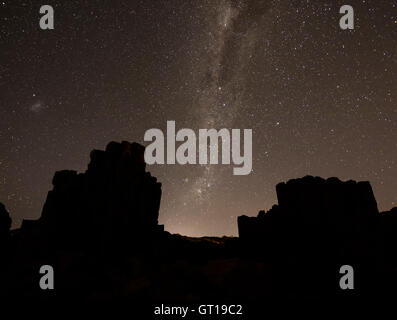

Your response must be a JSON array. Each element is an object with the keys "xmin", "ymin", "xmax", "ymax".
[{"xmin": 22, "ymin": 141, "xmax": 163, "ymax": 248}]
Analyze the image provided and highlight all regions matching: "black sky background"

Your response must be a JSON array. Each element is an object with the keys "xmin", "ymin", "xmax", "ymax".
[{"xmin": 1, "ymin": 0, "xmax": 396, "ymax": 236}]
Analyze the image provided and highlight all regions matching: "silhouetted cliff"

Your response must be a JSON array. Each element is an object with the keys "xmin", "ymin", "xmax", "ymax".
[
  {"xmin": 238, "ymin": 176, "xmax": 396, "ymax": 297},
  {"xmin": 0, "ymin": 145, "xmax": 396, "ymax": 303},
  {"xmin": 238, "ymin": 176, "xmax": 379, "ymax": 258},
  {"xmin": 0, "ymin": 203, "xmax": 11, "ymax": 249},
  {"xmin": 21, "ymin": 141, "xmax": 163, "ymax": 250}
]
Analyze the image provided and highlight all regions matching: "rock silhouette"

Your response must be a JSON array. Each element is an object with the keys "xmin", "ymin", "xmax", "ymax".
[
  {"xmin": 238, "ymin": 176, "xmax": 386, "ymax": 297},
  {"xmin": 0, "ymin": 143, "xmax": 396, "ymax": 303},
  {"xmin": 21, "ymin": 141, "xmax": 163, "ymax": 250},
  {"xmin": 238, "ymin": 176, "xmax": 379, "ymax": 259},
  {"xmin": 0, "ymin": 202, "xmax": 11, "ymax": 244}
]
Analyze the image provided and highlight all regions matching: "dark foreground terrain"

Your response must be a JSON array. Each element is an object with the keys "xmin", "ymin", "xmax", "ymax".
[{"xmin": 1, "ymin": 141, "xmax": 396, "ymax": 305}]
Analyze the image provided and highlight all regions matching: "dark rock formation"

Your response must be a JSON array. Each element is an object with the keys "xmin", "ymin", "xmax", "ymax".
[
  {"xmin": 22, "ymin": 141, "xmax": 163, "ymax": 249},
  {"xmin": 0, "ymin": 202, "xmax": 11, "ymax": 241},
  {"xmin": 1, "ymin": 156, "xmax": 397, "ymax": 302},
  {"xmin": 238, "ymin": 176, "xmax": 396, "ymax": 297},
  {"xmin": 238, "ymin": 176, "xmax": 379, "ymax": 254},
  {"xmin": 378, "ymin": 207, "xmax": 397, "ymax": 272}
]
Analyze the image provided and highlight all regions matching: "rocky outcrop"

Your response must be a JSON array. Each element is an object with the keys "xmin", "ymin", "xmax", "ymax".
[
  {"xmin": 2, "ymin": 162, "xmax": 396, "ymax": 300},
  {"xmin": 238, "ymin": 176, "xmax": 380, "ymax": 253},
  {"xmin": 0, "ymin": 202, "xmax": 11, "ymax": 241},
  {"xmin": 237, "ymin": 176, "xmax": 393, "ymax": 296},
  {"xmin": 22, "ymin": 141, "xmax": 163, "ymax": 248},
  {"xmin": 378, "ymin": 207, "xmax": 397, "ymax": 266}
]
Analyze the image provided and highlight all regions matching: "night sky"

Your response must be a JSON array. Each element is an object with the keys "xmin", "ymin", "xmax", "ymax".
[{"xmin": 1, "ymin": 0, "xmax": 396, "ymax": 236}]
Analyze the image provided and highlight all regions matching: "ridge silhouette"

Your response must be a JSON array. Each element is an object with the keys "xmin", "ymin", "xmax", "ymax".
[{"xmin": 0, "ymin": 141, "xmax": 396, "ymax": 301}]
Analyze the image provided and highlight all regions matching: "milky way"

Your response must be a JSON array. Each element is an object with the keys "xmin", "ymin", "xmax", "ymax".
[
  {"xmin": 1, "ymin": 0, "xmax": 396, "ymax": 236},
  {"xmin": 184, "ymin": 1, "xmax": 270, "ymax": 211}
]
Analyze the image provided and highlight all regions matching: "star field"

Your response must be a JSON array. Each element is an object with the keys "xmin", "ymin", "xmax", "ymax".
[{"xmin": 1, "ymin": 0, "xmax": 396, "ymax": 236}]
